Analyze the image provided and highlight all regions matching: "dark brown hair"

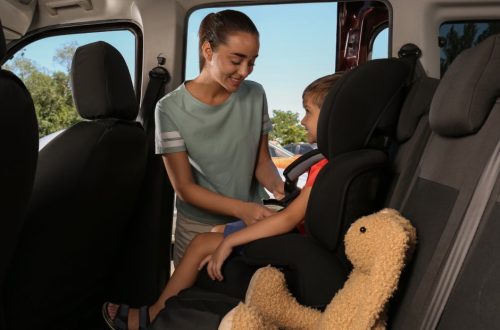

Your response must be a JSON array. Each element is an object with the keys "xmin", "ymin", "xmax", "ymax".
[
  {"xmin": 302, "ymin": 73, "xmax": 344, "ymax": 108},
  {"xmin": 198, "ymin": 10, "xmax": 259, "ymax": 70}
]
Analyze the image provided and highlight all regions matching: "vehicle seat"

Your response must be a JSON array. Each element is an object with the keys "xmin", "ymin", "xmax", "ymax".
[
  {"xmin": 388, "ymin": 34, "xmax": 500, "ymax": 329},
  {"xmin": 0, "ymin": 20, "xmax": 38, "ymax": 329},
  {"xmin": 5, "ymin": 41, "xmax": 147, "ymax": 330},
  {"xmin": 386, "ymin": 72, "xmax": 439, "ymax": 208}
]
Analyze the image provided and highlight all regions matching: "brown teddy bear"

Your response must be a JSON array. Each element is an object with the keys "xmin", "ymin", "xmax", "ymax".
[{"xmin": 219, "ymin": 208, "xmax": 417, "ymax": 330}]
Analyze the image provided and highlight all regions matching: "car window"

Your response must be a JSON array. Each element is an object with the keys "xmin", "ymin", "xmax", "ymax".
[
  {"xmin": 439, "ymin": 21, "xmax": 500, "ymax": 76},
  {"xmin": 186, "ymin": 2, "xmax": 388, "ymax": 121},
  {"xmin": 4, "ymin": 30, "xmax": 137, "ymax": 141},
  {"xmin": 371, "ymin": 27, "xmax": 389, "ymax": 59}
]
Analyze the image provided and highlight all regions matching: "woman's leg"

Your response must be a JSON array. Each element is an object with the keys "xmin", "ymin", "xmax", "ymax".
[{"xmin": 173, "ymin": 212, "xmax": 214, "ymax": 266}]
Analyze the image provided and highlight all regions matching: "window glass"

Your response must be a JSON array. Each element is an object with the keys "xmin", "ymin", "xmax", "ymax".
[
  {"xmin": 371, "ymin": 27, "xmax": 388, "ymax": 59},
  {"xmin": 186, "ymin": 3, "xmax": 388, "ymax": 125},
  {"xmin": 4, "ymin": 30, "xmax": 136, "ymax": 141},
  {"xmin": 439, "ymin": 21, "xmax": 500, "ymax": 75},
  {"xmin": 186, "ymin": 3, "xmax": 338, "ymax": 120}
]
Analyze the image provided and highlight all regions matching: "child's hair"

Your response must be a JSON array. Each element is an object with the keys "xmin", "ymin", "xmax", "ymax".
[
  {"xmin": 198, "ymin": 10, "xmax": 259, "ymax": 70},
  {"xmin": 302, "ymin": 73, "xmax": 343, "ymax": 108}
]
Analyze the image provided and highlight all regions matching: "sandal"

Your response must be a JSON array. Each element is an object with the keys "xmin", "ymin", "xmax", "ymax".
[{"xmin": 102, "ymin": 302, "xmax": 151, "ymax": 330}]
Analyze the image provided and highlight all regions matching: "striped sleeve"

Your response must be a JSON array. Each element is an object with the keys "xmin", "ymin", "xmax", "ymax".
[
  {"xmin": 261, "ymin": 90, "xmax": 273, "ymax": 135},
  {"xmin": 154, "ymin": 102, "xmax": 186, "ymax": 154}
]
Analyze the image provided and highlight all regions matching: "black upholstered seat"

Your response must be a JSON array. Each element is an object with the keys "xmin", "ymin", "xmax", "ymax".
[
  {"xmin": 5, "ymin": 41, "xmax": 147, "ymax": 329},
  {"xmin": 0, "ymin": 20, "xmax": 38, "ymax": 329},
  {"xmin": 235, "ymin": 58, "xmax": 412, "ymax": 307}
]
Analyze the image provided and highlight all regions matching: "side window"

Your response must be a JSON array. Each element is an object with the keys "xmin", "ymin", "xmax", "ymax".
[
  {"xmin": 186, "ymin": 3, "xmax": 339, "ymax": 121},
  {"xmin": 439, "ymin": 21, "xmax": 500, "ymax": 76},
  {"xmin": 185, "ymin": 2, "xmax": 389, "ymax": 128},
  {"xmin": 4, "ymin": 30, "xmax": 136, "ymax": 146},
  {"xmin": 371, "ymin": 27, "xmax": 389, "ymax": 59}
]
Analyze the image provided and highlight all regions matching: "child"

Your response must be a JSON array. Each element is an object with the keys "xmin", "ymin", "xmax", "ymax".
[{"xmin": 103, "ymin": 73, "xmax": 343, "ymax": 330}]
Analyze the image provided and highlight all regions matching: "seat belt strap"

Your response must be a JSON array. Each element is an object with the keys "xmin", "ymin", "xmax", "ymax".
[
  {"xmin": 420, "ymin": 139, "xmax": 500, "ymax": 330},
  {"xmin": 140, "ymin": 56, "xmax": 170, "ymax": 134}
]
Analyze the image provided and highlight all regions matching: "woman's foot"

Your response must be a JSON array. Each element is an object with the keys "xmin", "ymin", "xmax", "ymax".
[{"xmin": 102, "ymin": 302, "xmax": 153, "ymax": 330}]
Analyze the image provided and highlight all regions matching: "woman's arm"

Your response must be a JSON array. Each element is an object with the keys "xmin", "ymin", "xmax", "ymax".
[
  {"xmin": 202, "ymin": 186, "xmax": 312, "ymax": 280},
  {"xmin": 254, "ymin": 134, "xmax": 285, "ymax": 199},
  {"xmin": 162, "ymin": 152, "xmax": 274, "ymax": 225}
]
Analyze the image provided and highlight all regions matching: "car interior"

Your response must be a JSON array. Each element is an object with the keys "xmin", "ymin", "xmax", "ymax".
[{"xmin": 1, "ymin": 0, "xmax": 499, "ymax": 329}]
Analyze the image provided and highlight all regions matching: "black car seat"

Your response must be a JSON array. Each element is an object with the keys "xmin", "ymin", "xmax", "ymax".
[
  {"xmin": 386, "ymin": 34, "xmax": 500, "ymax": 329},
  {"xmin": 5, "ymin": 41, "xmax": 147, "ymax": 330},
  {"xmin": 235, "ymin": 57, "xmax": 412, "ymax": 307},
  {"xmin": 0, "ymin": 20, "xmax": 38, "ymax": 329}
]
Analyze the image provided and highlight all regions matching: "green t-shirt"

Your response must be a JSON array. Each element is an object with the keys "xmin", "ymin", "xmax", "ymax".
[{"xmin": 154, "ymin": 80, "xmax": 272, "ymax": 225}]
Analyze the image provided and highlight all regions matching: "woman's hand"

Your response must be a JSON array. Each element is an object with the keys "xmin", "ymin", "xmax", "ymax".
[
  {"xmin": 238, "ymin": 202, "xmax": 276, "ymax": 226},
  {"xmin": 199, "ymin": 241, "xmax": 233, "ymax": 281}
]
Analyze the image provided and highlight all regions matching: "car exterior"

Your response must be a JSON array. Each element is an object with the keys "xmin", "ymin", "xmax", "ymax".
[
  {"xmin": 284, "ymin": 142, "xmax": 317, "ymax": 155},
  {"xmin": 269, "ymin": 142, "xmax": 299, "ymax": 169}
]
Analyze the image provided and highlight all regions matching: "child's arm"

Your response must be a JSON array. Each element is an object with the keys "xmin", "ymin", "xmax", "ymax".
[{"xmin": 201, "ymin": 186, "xmax": 312, "ymax": 281}]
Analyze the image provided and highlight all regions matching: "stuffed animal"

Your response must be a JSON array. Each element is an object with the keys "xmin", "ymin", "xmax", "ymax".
[{"xmin": 219, "ymin": 208, "xmax": 417, "ymax": 330}]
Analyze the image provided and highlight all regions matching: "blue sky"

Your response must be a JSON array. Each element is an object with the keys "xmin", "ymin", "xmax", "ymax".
[
  {"xmin": 14, "ymin": 30, "xmax": 136, "ymax": 74},
  {"xmin": 9, "ymin": 2, "xmax": 388, "ymax": 118}
]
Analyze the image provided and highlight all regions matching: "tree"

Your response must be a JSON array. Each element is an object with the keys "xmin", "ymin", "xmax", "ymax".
[
  {"xmin": 269, "ymin": 110, "xmax": 307, "ymax": 146},
  {"xmin": 54, "ymin": 41, "xmax": 79, "ymax": 72},
  {"xmin": 4, "ymin": 43, "xmax": 80, "ymax": 137}
]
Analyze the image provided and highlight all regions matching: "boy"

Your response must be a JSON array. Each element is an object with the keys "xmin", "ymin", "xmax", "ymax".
[{"xmin": 103, "ymin": 73, "xmax": 343, "ymax": 330}]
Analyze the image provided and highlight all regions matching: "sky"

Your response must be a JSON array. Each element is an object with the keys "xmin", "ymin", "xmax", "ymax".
[{"xmin": 9, "ymin": 2, "xmax": 388, "ymax": 118}]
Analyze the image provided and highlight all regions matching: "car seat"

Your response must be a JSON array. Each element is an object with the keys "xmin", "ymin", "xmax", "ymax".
[
  {"xmin": 5, "ymin": 41, "xmax": 147, "ymax": 330},
  {"xmin": 0, "ymin": 19, "xmax": 38, "ymax": 329}
]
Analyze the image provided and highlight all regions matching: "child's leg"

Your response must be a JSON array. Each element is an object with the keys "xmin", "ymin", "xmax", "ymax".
[
  {"xmin": 149, "ymin": 232, "xmax": 224, "ymax": 317},
  {"xmin": 105, "ymin": 232, "xmax": 223, "ymax": 329}
]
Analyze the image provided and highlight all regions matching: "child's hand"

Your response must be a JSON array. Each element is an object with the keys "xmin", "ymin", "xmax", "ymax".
[
  {"xmin": 239, "ymin": 202, "xmax": 275, "ymax": 226},
  {"xmin": 199, "ymin": 241, "xmax": 233, "ymax": 281}
]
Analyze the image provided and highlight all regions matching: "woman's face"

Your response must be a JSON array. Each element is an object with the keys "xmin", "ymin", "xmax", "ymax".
[{"xmin": 203, "ymin": 32, "xmax": 260, "ymax": 92}]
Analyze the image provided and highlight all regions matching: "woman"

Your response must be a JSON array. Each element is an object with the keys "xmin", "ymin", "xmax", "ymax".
[{"xmin": 155, "ymin": 9, "xmax": 284, "ymax": 267}]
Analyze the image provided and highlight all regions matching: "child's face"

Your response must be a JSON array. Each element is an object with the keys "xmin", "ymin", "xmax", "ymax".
[
  {"xmin": 204, "ymin": 32, "xmax": 259, "ymax": 93},
  {"xmin": 301, "ymin": 96, "xmax": 321, "ymax": 143}
]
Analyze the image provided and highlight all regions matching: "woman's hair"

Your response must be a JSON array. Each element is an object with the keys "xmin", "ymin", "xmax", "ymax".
[
  {"xmin": 303, "ymin": 73, "xmax": 344, "ymax": 108},
  {"xmin": 198, "ymin": 9, "xmax": 259, "ymax": 70}
]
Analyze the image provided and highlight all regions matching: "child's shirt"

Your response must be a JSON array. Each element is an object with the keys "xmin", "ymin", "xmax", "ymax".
[{"xmin": 297, "ymin": 158, "xmax": 329, "ymax": 234}]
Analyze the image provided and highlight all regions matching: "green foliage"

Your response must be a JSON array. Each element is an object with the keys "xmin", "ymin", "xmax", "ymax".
[
  {"xmin": 269, "ymin": 110, "xmax": 307, "ymax": 146},
  {"xmin": 5, "ymin": 43, "xmax": 80, "ymax": 137}
]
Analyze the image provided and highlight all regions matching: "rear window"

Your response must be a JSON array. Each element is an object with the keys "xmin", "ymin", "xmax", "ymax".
[{"xmin": 439, "ymin": 21, "xmax": 500, "ymax": 76}]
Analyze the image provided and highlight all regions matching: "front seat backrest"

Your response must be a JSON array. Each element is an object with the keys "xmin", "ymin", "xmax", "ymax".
[
  {"xmin": 0, "ymin": 20, "xmax": 38, "ymax": 329},
  {"xmin": 5, "ymin": 41, "xmax": 147, "ymax": 330}
]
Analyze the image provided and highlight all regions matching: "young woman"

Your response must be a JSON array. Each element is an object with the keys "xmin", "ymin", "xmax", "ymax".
[{"xmin": 155, "ymin": 10, "xmax": 284, "ymax": 267}]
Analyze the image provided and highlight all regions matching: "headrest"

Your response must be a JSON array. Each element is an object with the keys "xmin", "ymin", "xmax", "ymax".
[
  {"xmin": 71, "ymin": 41, "xmax": 138, "ymax": 120},
  {"xmin": 317, "ymin": 59, "xmax": 411, "ymax": 157},
  {"xmin": 430, "ymin": 34, "xmax": 500, "ymax": 137},
  {"xmin": 0, "ymin": 19, "xmax": 7, "ymax": 61},
  {"xmin": 396, "ymin": 77, "xmax": 439, "ymax": 142}
]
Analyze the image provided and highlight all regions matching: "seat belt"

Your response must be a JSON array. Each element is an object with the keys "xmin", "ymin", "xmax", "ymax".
[
  {"xmin": 420, "ymin": 139, "xmax": 500, "ymax": 330},
  {"xmin": 140, "ymin": 55, "xmax": 170, "ymax": 135}
]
